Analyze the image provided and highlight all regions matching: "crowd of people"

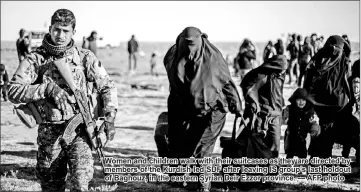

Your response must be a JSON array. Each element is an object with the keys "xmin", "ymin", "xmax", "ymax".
[
  {"xmin": 163, "ymin": 30, "xmax": 359, "ymax": 191},
  {"xmin": 233, "ymin": 33, "xmax": 343, "ymax": 88},
  {"xmin": 232, "ymin": 32, "xmax": 359, "ymax": 163},
  {"xmin": 1, "ymin": 8, "xmax": 359, "ymax": 192},
  {"xmin": 161, "ymin": 24, "xmax": 360, "ymax": 191}
]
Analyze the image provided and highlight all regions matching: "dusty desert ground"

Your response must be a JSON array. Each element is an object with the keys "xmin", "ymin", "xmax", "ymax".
[{"xmin": 0, "ymin": 41, "xmax": 360, "ymax": 191}]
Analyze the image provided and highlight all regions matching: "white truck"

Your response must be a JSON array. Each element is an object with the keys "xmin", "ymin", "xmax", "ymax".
[{"xmin": 29, "ymin": 31, "xmax": 47, "ymax": 51}]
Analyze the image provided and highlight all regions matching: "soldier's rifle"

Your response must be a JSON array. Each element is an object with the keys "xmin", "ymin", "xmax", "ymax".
[{"xmin": 53, "ymin": 58, "xmax": 106, "ymax": 174}]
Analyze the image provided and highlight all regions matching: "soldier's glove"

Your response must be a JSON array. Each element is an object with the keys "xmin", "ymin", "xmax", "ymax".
[
  {"xmin": 100, "ymin": 113, "xmax": 116, "ymax": 141},
  {"xmin": 46, "ymin": 82, "xmax": 76, "ymax": 112}
]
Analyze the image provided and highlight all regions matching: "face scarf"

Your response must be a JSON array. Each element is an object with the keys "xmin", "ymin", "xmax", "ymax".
[
  {"xmin": 164, "ymin": 27, "xmax": 233, "ymax": 112},
  {"xmin": 42, "ymin": 33, "xmax": 75, "ymax": 57}
]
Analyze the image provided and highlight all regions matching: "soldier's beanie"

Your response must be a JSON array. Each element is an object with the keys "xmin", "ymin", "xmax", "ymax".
[{"xmin": 51, "ymin": 9, "xmax": 76, "ymax": 29}]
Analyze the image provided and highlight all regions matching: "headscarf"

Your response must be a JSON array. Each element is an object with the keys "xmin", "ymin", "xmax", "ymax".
[
  {"xmin": 240, "ymin": 55, "xmax": 287, "ymax": 111},
  {"xmin": 0, "ymin": 64, "xmax": 5, "ymax": 71},
  {"xmin": 287, "ymin": 88, "xmax": 316, "ymax": 128},
  {"xmin": 240, "ymin": 39, "xmax": 251, "ymax": 49},
  {"xmin": 258, "ymin": 54, "xmax": 288, "ymax": 72},
  {"xmin": 164, "ymin": 27, "xmax": 234, "ymax": 113},
  {"xmin": 288, "ymin": 88, "xmax": 314, "ymax": 108},
  {"xmin": 241, "ymin": 55, "xmax": 288, "ymax": 93},
  {"xmin": 274, "ymin": 39, "xmax": 284, "ymax": 55}
]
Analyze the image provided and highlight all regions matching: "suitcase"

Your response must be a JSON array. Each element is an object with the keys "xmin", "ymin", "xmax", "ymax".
[{"xmin": 220, "ymin": 115, "xmax": 272, "ymax": 190}]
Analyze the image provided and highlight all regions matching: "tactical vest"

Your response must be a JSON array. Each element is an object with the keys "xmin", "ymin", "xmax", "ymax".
[{"xmin": 15, "ymin": 47, "xmax": 104, "ymax": 128}]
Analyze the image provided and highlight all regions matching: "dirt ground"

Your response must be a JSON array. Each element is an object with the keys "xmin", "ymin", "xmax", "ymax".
[{"xmin": 0, "ymin": 46, "xmax": 360, "ymax": 191}]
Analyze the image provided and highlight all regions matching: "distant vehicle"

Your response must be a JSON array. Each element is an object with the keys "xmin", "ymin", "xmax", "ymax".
[
  {"xmin": 29, "ymin": 31, "xmax": 47, "ymax": 51},
  {"xmin": 97, "ymin": 37, "xmax": 118, "ymax": 49}
]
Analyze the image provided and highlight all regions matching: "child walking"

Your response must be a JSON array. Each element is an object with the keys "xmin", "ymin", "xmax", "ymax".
[
  {"xmin": 282, "ymin": 88, "xmax": 320, "ymax": 158},
  {"xmin": 150, "ymin": 52, "xmax": 158, "ymax": 76}
]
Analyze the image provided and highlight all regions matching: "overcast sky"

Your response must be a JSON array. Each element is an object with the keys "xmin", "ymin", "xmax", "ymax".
[{"xmin": 1, "ymin": 1, "xmax": 359, "ymax": 43}]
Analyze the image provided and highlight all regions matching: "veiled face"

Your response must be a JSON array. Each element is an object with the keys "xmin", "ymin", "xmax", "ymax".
[{"xmin": 179, "ymin": 36, "xmax": 202, "ymax": 59}]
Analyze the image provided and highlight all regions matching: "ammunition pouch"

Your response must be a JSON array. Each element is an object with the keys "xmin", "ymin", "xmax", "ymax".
[
  {"xmin": 41, "ymin": 100, "xmax": 77, "ymax": 122},
  {"xmin": 36, "ymin": 82, "xmax": 104, "ymax": 123},
  {"xmin": 14, "ymin": 99, "xmax": 78, "ymax": 128}
]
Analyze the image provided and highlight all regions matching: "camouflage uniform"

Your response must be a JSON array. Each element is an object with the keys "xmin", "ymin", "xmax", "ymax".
[{"xmin": 8, "ymin": 45, "xmax": 118, "ymax": 191}]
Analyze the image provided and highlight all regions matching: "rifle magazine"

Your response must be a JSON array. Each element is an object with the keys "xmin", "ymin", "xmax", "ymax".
[{"xmin": 60, "ymin": 113, "xmax": 83, "ymax": 148}]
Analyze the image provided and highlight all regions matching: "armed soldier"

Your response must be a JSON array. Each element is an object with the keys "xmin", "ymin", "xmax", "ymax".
[{"xmin": 8, "ymin": 9, "xmax": 118, "ymax": 191}]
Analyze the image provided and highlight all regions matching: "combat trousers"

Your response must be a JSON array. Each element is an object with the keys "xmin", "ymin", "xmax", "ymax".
[{"xmin": 35, "ymin": 123, "xmax": 94, "ymax": 192}]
